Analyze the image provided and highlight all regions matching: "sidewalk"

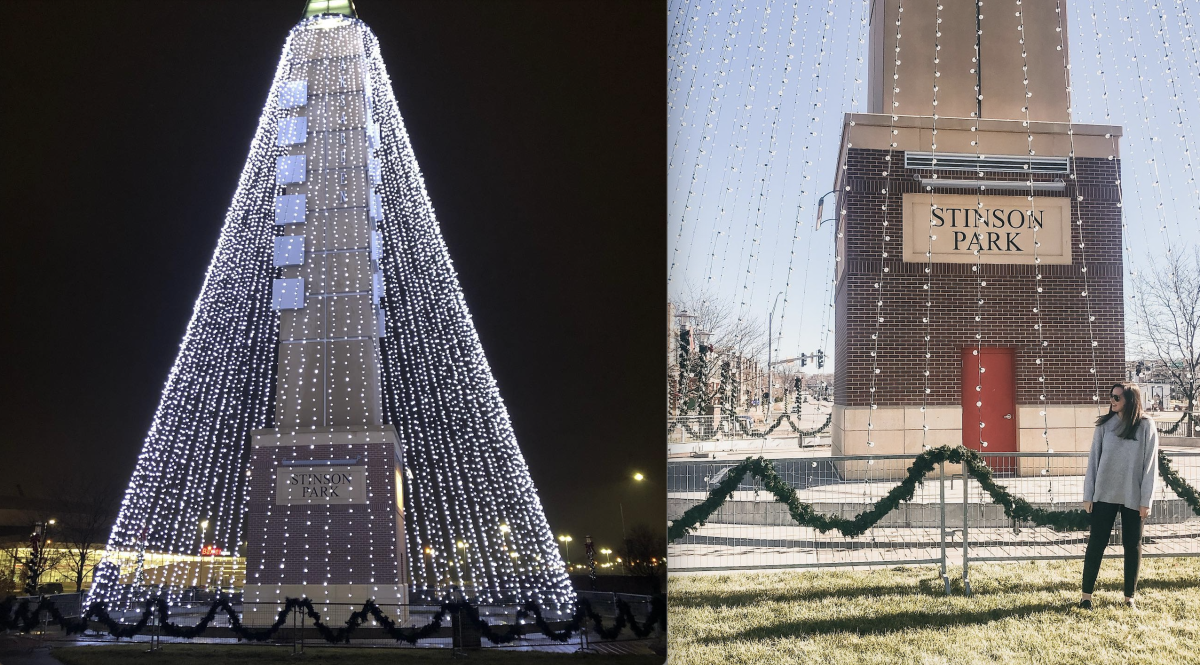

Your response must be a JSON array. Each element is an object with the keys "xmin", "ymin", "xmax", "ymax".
[{"xmin": 0, "ymin": 636, "xmax": 65, "ymax": 665}]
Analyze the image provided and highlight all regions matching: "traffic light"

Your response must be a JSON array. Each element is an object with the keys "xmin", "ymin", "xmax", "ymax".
[
  {"xmin": 800, "ymin": 353, "xmax": 807, "ymax": 367},
  {"xmin": 816, "ymin": 349, "xmax": 825, "ymax": 369}
]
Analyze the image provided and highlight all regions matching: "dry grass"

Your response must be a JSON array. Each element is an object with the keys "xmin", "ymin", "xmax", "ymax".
[{"xmin": 668, "ymin": 558, "xmax": 1200, "ymax": 664}]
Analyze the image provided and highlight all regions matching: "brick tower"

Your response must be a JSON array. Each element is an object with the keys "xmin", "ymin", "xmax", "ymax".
[{"xmin": 831, "ymin": 0, "xmax": 1125, "ymax": 478}]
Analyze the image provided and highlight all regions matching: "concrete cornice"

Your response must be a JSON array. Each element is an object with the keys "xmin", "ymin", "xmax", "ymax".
[{"xmin": 832, "ymin": 113, "xmax": 1125, "ymax": 193}]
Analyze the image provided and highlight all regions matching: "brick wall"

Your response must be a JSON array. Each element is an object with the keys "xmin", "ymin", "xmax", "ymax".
[{"xmin": 835, "ymin": 149, "xmax": 1125, "ymax": 407}]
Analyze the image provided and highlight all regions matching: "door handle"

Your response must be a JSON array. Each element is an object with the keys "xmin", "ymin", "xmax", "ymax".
[{"xmin": 1004, "ymin": 414, "xmax": 1013, "ymax": 419}]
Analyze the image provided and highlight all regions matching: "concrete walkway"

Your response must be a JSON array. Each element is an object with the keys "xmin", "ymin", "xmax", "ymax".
[{"xmin": 0, "ymin": 636, "xmax": 64, "ymax": 665}]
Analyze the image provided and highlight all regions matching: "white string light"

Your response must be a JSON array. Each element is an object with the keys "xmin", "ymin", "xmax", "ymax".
[
  {"xmin": 729, "ymin": 0, "xmax": 804, "ymax": 306},
  {"xmin": 864, "ymin": 0, "xmax": 905, "ymax": 449},
  {"xmin": 1014, "ymin": 0, "xmax": 1050, "ymax": 453},
  {"xmin": 707, "ymin": 0, "xmax": 812, "ymax": 290},
  {"xmin": 669, "ymin": 1, "xmax": 718, "ymax": 171},
  {"xmin": 771, "ymin": 0, "xmax": 840, "ymax": 360},
  {"xmin": 1053, "ymin": 0, "xmax": 1102, "ymax": 418},
  {"xmin": 1083, "ymin": 0, "xmax": 1143, "ymax": 377},
  {"xmin": 90, "ymin": 23, "xmax": 298, "ymax": 608},
  {"xmin": 670, "ymin": 0, "xmax": 752, "ymax": 289},
  {"xmin": 91, "ymin": 14, "xmax": 573, "ymax": 613},
  {"xmin": 821, "ymin": 0, "xmax": 869, "ymax": 377},
  {"xmin": 727, "ymin": 0, "xmax": 793, "ymax": 313},
  {"xmin": 1122, "ymin": 3, "xmax": 1180, "ymax": 256},
  {"xmin": 971, "ymin": 1, "xmax": 990, "ymax": 457},
  {"xmin": 362, "ymin": 19, "xmax": 573, "ymax": 609},
  {"xmin": 920, "ymin": 1, "xmax": 943, "ymax": 451}
]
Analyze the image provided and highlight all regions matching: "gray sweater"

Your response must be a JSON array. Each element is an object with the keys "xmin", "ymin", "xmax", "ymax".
[{"xmin": 1082, "ymin": 415, "xmax": 1159, "ymax": 512}]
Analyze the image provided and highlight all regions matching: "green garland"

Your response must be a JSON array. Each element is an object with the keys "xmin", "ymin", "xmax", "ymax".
[
  {"xmin": 1158, "ymin": 413, "xmax": 1197, "ymax": 436},
  {"xmin": 667, "ymin": 413, "xmax": 833, "ymax": 440},
  {"xmin": 717, "ymin": 361, "xmax": 732, "ymax": 413},
  {"xmin": 0, "ymin": 595, "xmax": 665, "ymax": 644},
  {"xmin": 676, "ymin": 329, "xmax": 691, "ymax": 416},
  {"xmin": 668, "ymin": 446, "xmax": 1200, "ymax": 542},
  {"xmin": 725, "ymin": 413, "xmax": 833, "ymax": 438},
  {"xmin": 666, "ymin": 420, "xmax": 703, "ymax": 438},
  {"xmin": 1159, "ymin": 452, "xmax": 1200, "ymax": 514}
]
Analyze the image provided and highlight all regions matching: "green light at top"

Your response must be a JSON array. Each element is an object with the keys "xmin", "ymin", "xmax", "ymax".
[{"xmin": 304, "ymin": 0, "xmax": 356, "ymax": 19}]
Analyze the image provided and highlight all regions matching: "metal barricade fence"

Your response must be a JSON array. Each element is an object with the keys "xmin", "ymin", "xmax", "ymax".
[
  {"xmin": 8, "ymin": 593, "xmax": 84, "ymax": 621},
  {"xmin": 668, "ymin": 410, "xmax": 834, "ymax": 444},
  {"xmin": 668, "ymin": 451, "xmax": 1200, "ymax": 592}
]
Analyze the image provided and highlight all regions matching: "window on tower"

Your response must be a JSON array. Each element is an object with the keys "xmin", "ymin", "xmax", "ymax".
[
  {"xmin": 279, "ymin": 80, "xmax": 308, "ymax": 109},
  {"xmin": 277, "ymin": 117, "xmax": 308, "ymax": 146},
  {"xmin": 276, "ymin": 156, "xmax": 307, "ymax": 185}
]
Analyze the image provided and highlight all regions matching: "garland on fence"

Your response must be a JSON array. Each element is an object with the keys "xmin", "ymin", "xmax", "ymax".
[
  {"xmin": 1158, "ymin": 413, "xmax": 1198, "ymax": 436},
  {"xmin": 1159, "ymin": 452, "xmax": 1200, "ymax": 517},
  {"xmin": 721, "ymin": 412, "xmax": 833, "ymax": 438},
  {"xmin": 757, "ymin": 412, "xmax": 833, "ymax": 438},
  {"xmin": 0, "ymin": 594, "xmax": 666, "ymax": 645},
  {"xmin": 669, "ymin": 413, "xmax": 834, "ymax": 440},
  {"xmin": 669, "ymin": 446, "xmax": 1200, "ymax": 542}
]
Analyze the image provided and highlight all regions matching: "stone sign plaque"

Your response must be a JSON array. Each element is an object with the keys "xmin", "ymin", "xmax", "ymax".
[
  {"xmin": 901, "ymin": 193, "xmax": 1072, "ymax": 265},
  {"xmin": 275, "ymin": 464, "xmax": 367, "ymax": 505}
]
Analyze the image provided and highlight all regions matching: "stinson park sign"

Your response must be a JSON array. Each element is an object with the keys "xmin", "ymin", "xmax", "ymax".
[{"xmin": 902, "ymin": 193, "xmax": 1072, "ymax": 265}]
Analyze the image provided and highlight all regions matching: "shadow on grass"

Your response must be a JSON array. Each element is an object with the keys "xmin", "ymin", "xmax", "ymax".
[
  {"xmin": 672, "ymin": 571, "xmax": 1200, "ymax": 610},
  {"xmin": 692, "ymin": 599, "xmax": 1069, "ymax": 643},
  {"xmin": 950, "ymin": 573, "xmax": 1200, "ymax": 597},
  {"xmin": 671, "ymin": 578, "xmax": 950, "ymax": 609},
  {"xmin": 672, "ymin": 571, "xmax": 988, "ymax": 607}
]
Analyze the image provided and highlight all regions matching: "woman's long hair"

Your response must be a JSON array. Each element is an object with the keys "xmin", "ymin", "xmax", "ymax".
[{"xmin": 1095, "ymin": 382, "xmax": 1146, "ymax": 439}]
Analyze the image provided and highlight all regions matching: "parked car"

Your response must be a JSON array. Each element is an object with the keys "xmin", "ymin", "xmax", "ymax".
[{"xmin": 38, "ymin": 582, "xmax": 63, "ymax": 595}]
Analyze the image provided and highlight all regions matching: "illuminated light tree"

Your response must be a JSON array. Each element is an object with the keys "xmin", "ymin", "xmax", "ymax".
[{"xmin": 90, "ymin": 4, "xmax": 572, "ymax": 610}]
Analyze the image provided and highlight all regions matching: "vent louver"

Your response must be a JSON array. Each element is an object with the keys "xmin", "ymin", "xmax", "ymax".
[{"xmin": 905, "ymin": 152, "xmax": 1070, "ymax": 174}]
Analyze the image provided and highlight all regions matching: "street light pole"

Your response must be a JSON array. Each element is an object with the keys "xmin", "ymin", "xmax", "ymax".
[
  {"xmin": 557, "ymin": 535, "xmax": 573, "ymax": 570},
  {"xmin": 767, "ymin": 292, "xmax": 783, "ymax": 414}
]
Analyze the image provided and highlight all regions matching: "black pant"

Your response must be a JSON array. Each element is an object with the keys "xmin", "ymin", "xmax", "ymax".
[{"xmin": 1081, "ymin": 501, "xmax": 1144, "ymax": 597}]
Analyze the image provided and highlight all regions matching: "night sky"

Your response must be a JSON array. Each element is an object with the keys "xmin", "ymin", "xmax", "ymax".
[{"xmin": 0, "ymin": 1, "xmax": 663, "ymax": 555}]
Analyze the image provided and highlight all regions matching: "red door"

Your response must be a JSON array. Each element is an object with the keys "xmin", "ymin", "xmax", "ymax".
[{"xmin": 961, "ymin": 348, "xmax": 1017, "ymax": 475}]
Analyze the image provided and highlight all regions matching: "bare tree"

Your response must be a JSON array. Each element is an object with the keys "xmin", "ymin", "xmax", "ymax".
[
  {"xmin": 670, "ymin": 289, "xmax": 768, "ymax": 416},
  {"xmin": 0, "ymin": 541, "xmax": 22, "ymax": 596},
  {"xmin": 1131, "ymin": 248, "xmax": 1200, "ymax": 436},
  {"xmin": 21, "ymin": 530, "xmax": 67, "ymax": 595},
  {"xmin": 59, "ymin": 479, "xmax": 120, "ymax": 593},
  {"xmin": 672, "ymin": 290, "xmax": 767, "ymax": 361},
  {"xmin": 620, "ymin": 523, "xmax": 666, "ymax": 578},
  {"xmin": 774, "ymin": 364, "xmax": 805, "ymax": 412}
]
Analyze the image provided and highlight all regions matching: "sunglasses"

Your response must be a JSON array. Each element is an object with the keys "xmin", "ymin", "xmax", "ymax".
[{"xmin": 1110, "ymin": 393, "xmax": 1124, "ymax": 402}]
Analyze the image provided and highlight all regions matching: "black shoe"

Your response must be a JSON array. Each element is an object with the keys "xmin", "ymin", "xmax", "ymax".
[{"xmin": 1077, "ymin": 599, "xmax": 1093, "ymax": 610}]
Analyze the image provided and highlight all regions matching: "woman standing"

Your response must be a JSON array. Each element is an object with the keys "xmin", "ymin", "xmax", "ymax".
[{"xmin": 1078, "ymin": 382, "xmax": 1158, "ymax": 610}]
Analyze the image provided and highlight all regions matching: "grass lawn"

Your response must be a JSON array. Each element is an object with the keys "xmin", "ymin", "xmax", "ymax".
[
  {"xmin": 669, "ymin": 557, "xmax": 1200, "ymax": 665},
  {"xmin": 51, "ymin": 644, "xmax": 664, "ymax": 665}
]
